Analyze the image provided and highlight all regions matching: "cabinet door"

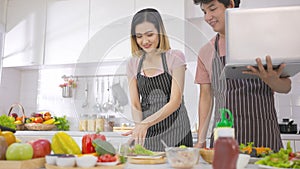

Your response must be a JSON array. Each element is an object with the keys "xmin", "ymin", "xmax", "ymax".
[
  {"xmin": 81, "ymin": 0, "xmax": 135, "ymax": 63},
  {"xmin": 44, "ymin": 0, "xmax": 89, "ymax": 65},
  {"xmin": 135, "ymin": 0, "xmax": 185, "ymax": 52},
  {"xmin": 4, "ymin": 0, "xmax": 46, "ymax": 67}
]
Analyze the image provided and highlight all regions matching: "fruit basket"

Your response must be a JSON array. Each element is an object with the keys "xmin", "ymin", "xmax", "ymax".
[
  {"xmin": 7, "ymin": 103, "xmax": 26, "ymax": 130},
  {"xmin": 24, "ymin": 123, "xmax": 56, "ymax": 131}
]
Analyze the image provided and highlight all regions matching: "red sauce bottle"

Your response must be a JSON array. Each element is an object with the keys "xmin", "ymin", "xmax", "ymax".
[{"xmin": 212, "ymin": 128, "xmax": 239, "ymax": 169}]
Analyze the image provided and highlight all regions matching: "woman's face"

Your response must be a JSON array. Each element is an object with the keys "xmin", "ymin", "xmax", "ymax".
[
  {"xmin": 135, "ymin": 21, "xmax": 159, "ymax": 54},
  {"xmin": 201, "ymin": 0, "xmax": 228, "ymax": 35}
]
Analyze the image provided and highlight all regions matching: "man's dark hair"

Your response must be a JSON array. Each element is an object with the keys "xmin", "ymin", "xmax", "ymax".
[{"xmin": 193, "ymin": 0, "xmax": 240, "ymax": 8}]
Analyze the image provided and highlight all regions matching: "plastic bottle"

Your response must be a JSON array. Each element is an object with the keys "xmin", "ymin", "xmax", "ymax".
[
  {"xmin": 212, "ymin": 108, "xmax": 239, "ymax": 169},
  {"xmin": 213, "ymin": 108, "xmax": 234, "ymax": 141}
]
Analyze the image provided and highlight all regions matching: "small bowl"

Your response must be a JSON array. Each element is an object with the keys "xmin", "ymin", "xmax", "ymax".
[
  {"xmin": 237, "ymin": 154, "xmax": 250, "ymax": 169},
  {"xmin": 200, "ymin": 148, "xmax": 214, "ymax": 164},
  {"xmin": 165, "ymin": 147, "xmax": 200, "ymax": 169},
  {"xmin": 76, "ymin": 155, "xmax": 98, "ymax": 168},
  {"xmin": 56, "ymin": 154, "xmax": 76, "ymax": 167},
  {"xmin": 45, "ymin": 154, "xmax": 64, "ymax": 165}
]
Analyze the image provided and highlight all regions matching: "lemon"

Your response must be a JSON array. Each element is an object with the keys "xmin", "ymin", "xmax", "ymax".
[{"xmin": 179, "ymin": 145, "xmax": 187, "ymax": 148}]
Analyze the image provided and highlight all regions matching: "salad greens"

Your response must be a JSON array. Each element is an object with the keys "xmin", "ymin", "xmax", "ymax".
[
  {"xmin": 255, "ymin": 141, "xmax": 300, "ymax": 168},
  {"xmin": 129, "ymin": 144, "xmax": 154, "ymax": 156}
]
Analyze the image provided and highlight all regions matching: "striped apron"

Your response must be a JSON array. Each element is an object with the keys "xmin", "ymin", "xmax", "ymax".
[
  {"xmin": 210, "ymin": 34, "xmax": 283, "ymax": 152},
  {"xmin": 137, "ymin": 52, "xmax": 193, "ymax": 151}
]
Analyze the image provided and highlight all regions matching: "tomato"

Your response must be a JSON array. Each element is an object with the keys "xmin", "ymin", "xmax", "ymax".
[
  {"xmin": 97, "ymin": 154, "xmax": 117, "ymax": 162},
  {"xmin": 6, "ymin": 143, "xmax": 33, "ymax": 160}
]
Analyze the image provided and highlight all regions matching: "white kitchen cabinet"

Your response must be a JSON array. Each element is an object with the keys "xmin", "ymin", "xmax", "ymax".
[
  {"xmin": 3, "ymin": 0, "xmax": 46, "ymax": 67},
  {"xmin": 44, "ymin": 0, "xmax": 89, "ymax": 65},
  {"xmin": 80, "ymin": 0, "xmax": 135, "ymax": 63},
  {"xmin": 135, "ymin": 0, "xmax": 185, "ymax": 52},
  {"xmin": 0, "ymin": 0, "xmax": 7, "ymax": 25},
  {"xmin": 185, "ymin": 0, "xmax": 204, "ymax": 19}
]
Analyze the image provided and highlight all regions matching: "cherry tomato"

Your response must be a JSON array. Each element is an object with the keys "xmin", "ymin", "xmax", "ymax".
[{"xmin": 97, "ymin": 154, "xmax": 117, "ymax": 162}]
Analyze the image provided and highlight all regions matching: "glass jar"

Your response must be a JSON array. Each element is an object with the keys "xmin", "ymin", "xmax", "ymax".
[
  {"xmin": 79, "ymin": 114, "xmax": 88, "ymax": 131},
  {"xmin": 95, "ymin": 115, "xmax": 105, "ymax": 132},
  {"xmin": 87, "ymin": 114, "xmax": 97, "ymax": 132}
]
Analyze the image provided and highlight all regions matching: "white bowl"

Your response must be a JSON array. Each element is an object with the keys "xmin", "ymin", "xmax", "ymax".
[
  {"xmin": 45, "ymin": 154, "xmax": 64, "ymax": 165},
  {"xmin": 56, "ymin": 154, "xmax": 76, "ymax": 167},
  {"xmin": 237, "ymin": 154, "xmax": 250, "ymax": 169},
  {"xmin": 76, "ymin": 155, "xmax": 98, "ymax": 168}
]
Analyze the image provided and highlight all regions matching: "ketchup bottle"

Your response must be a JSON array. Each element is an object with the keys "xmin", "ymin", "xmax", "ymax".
[{"xmin": 212, "ymin": 108, "xmax": 239, "ymax": 169}]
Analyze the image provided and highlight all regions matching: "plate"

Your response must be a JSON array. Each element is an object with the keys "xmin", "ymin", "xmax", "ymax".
[
  {"xmin": 258, "ymin": 164, "xmax": 293, "ymax": 169},
  {"xmin": 97, "ymin": 161, "xmax": 118, "ymax": 166},
  {"xmin": 249, "ymin": 157, "xmax": 262, "ymax": 164}
]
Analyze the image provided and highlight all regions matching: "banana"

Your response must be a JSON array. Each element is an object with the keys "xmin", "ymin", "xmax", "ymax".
[{"xmin": 43, "ymin": 118, "xmax": 55, "ymax": 124}]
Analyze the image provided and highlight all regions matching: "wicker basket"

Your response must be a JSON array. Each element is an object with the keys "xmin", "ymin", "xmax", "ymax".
[
  {"xmin": 24, "ymin": 123, "xmax": 56, "ymax": 131},
  {"xmin": 8, "ymin": 103, "xmax": 26, "ymax": 130},
  {"xmin": 200, "ymin": 148, "xmax": 214, "ymax": 164}
]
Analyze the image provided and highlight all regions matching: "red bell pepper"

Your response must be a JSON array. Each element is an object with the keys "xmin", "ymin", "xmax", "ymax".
[{"xmin": 82, "ymin": 133, "xmax": 106, "ymax": 154}]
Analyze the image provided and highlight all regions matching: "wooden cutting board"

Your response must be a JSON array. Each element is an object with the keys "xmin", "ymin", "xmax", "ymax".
[{"xmin": 127, "ymin": 156, "xmax": 167, "ymax": 164}]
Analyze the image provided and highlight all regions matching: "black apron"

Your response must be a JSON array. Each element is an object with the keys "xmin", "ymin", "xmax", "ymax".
[
  {"xmin": 137, "ymin": 52, "xmax": 193, "ymax": 151},
  {"xmin": 210, "ymin": 34, "xmax": 282, "ymax": 152}
]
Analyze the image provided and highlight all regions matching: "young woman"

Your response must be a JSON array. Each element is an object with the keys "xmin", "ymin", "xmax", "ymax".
[{"xmin": 123, "ymin": 8, "xmax": 193, "ymax": 151}]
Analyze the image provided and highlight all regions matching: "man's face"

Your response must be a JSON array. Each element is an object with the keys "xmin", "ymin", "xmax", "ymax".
[{"xmin": 201, "ymin": 0, "xmax": 228, "ymax": 34}]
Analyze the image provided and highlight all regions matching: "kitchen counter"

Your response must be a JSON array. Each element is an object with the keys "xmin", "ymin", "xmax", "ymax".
[{"xmin": 15, "ymin": 131, "xmax": 288, "ymax": 169}]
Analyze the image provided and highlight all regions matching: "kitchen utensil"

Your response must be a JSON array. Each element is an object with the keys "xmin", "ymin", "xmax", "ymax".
[
  {"xmin": 112, "ymin": 81, "xmax": 128, "ymax": 107},
  {"xmin": 93, "ymin": 78, "xmax": 102, "ymax": 113},
  {"xmin": 160, "ymin": 139, "xmax": 169, "ymax": 149},
  {"xmin": 82, "ymin": 80, "xmax": 89, "ymax": 108},
  {"xmin": 102, "ymin": 77, "xmax": 114, "ymax": 112}
]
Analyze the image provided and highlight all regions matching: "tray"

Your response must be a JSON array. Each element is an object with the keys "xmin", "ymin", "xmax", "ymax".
[
  {"xmin": 45, "ymin": 163, "xmax": 125, "ymax": 169},
  {"xmin": 0, "ymin": 157, "xmax": 45, "ymax": 169}
]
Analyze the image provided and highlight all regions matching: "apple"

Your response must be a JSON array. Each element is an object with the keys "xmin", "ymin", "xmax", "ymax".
[
  {"xmin": 28, "ymin": 139, "xmax": 51, "ymax": 158},
  {"xmin": 6, "ymin": 143, "xmax": 33, "ymax": 160}
]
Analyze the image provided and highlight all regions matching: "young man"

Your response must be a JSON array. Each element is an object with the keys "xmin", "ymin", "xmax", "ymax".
[{"xmin": 193, "ymin": 0, "xmax": 291, "ymax": 151}]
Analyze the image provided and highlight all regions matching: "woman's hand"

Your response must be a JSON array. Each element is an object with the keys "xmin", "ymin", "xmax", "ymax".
[
  {"xmin": 121, "ymin": 123, "xmax": 150, "ymax": 146},
  {"xmin": 194, "ymin": 141, "xmax": 207, "ymax": 148}
]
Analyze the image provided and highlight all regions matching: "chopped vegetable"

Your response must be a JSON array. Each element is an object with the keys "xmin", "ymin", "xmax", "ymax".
[
  {"xmin": 129, "ymin": 144, "xmax": 154, "ymax": 156},
  {"xmin": 255, "ymin": 141, "xmax": 300, "ymax": 168}
]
